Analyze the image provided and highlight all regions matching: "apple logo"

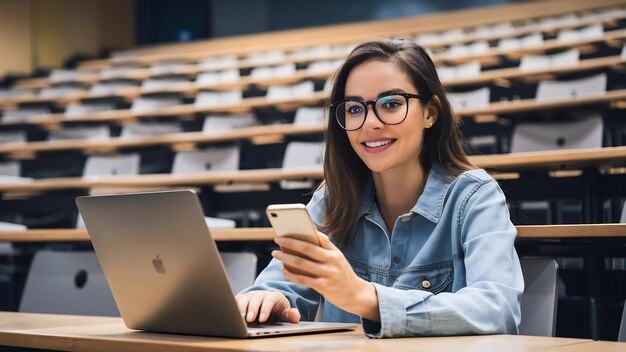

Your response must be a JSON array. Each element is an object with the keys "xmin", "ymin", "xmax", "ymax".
[{"xmin": 152, "ymin": 254, "xmax": 166, "ymax": 274}]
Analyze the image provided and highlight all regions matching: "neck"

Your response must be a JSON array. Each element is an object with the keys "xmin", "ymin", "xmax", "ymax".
[{"xmin": 372, "ymin": 161, "xmax": 427, "ymax": 234}]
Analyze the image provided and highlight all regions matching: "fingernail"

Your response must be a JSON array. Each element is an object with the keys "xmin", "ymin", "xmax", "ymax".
[
  {"xmin": 275, "ymin": 237, "xmax": 285, "ymax": 244},
  {"xmin": 259, "ymin": 313, "xmax": 266, "ymax": 321},
  {"xmin": 247, "ymin": 311, "xmax": 253, "ymax": 321}
]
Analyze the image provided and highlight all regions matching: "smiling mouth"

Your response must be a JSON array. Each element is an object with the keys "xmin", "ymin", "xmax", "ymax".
[{"xmin": 362, "ymin": 139, "xmax": 396, "ymax": 148}]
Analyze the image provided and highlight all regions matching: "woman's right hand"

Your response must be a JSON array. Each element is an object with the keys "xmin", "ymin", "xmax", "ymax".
[{"xmin": 235, "ymin": 290, "xmax": 301, "ymax": 324}]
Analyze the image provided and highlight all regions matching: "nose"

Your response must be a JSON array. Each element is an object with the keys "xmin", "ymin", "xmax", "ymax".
[{"xmin": 362, "ymin": 103, "xmax": 383, "ymax": 130}]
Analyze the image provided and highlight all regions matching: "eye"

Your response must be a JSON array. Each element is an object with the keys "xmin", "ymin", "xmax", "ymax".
[
  {"xmin": 379, "ymin": 99, "xmax": 404, "ymax": 111},
  {"xmin": 346, "ymin": 104, "xmax": 364, "ymax": 115}
]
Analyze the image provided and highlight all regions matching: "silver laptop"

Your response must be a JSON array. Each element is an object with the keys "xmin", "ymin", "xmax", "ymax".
[{"xmin": 76, "ymin": 190, "xmax": 357, "ymax": 338}]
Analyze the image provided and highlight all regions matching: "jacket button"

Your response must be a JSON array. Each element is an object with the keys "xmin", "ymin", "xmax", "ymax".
[
  {"xmin": 422, "ymin": 279, "xmax": 432, "ymax": 289},
  {"xmin": 393, "ymin": 256, "xmax": 401, "ymax": 264}
]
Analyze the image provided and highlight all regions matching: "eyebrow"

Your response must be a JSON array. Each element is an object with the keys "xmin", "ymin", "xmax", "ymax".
[{"xmin": 344, "ymin": 88, "xmax": 409, "ymax": 101}]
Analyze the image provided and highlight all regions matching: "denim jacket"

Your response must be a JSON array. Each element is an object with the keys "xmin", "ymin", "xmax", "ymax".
[{"xmin": 240, "ymin": 165, "xmax": 523, "ymax": 338}]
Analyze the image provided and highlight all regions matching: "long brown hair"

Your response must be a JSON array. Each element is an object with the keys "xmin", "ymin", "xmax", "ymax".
[{"xmin": 321, "ymin": 39, "xmax": 475, "ymax": 243}]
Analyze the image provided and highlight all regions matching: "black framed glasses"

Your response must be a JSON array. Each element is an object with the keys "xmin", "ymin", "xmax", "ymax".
[{"xmin": 331, "ymin": 93, "xmax": 423, "ymax": 131}]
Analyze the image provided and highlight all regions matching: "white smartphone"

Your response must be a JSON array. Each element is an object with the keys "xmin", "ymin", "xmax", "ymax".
[{"xmin": 266, "ymin": 203, "xmax": 320, "ymax": 246}]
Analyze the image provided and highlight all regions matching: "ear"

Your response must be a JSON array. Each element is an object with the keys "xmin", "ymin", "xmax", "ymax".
[{"xmin": 424, "ymin": 96, "xmax": 440, "ymax": 129}]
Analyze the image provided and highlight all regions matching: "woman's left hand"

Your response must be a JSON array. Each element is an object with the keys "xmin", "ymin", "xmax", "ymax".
[{"xmin": 272, "ymin": 231, "xmax": 379, "ymax": 320}]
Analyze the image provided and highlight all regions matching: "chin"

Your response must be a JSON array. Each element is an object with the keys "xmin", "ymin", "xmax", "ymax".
[{"xmin": 362, "ymin": 160, "xmax": 391, "ymax": 173}]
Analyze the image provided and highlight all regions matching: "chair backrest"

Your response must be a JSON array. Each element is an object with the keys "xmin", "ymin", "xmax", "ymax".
[
  {"xmin": 171, "ymin": 146, "xmax": 240, "ymax": 174},
  {"xmin": 535, "ymin": 73, "xmax": 606, "ymax": 102},
  {"xmin": 519, "ymin": 49, "xmax": 579, "ymax": 72},
  {"xmin": 194, "ymin": 90, "xmax": 242, "ymax": 108},
  {"xmin": 141, "ymin": 76, "xmax": 189, "ymax": 90},
  {"xmin": 274, "ymin": 64, "xmax": 296, "ymax": 78},
  {"xmin": 83, "ymin": 153, "xmax": 141, "ymax": 177},
  {"xmin": 519, "ymin": 258, "xmax": 559, "ymax": 336},
  {"xmin": 0, "ymin": 161, "xmax": 20, "ymax": 177},
  {"xmin": 90, "ymin": 80, "xmax": 138, "ymax": 95},
  {"xmin": 267, "ymin": 81, "xmax": 314, "ymax": 100},
  {"xmin": 120, "ymin": 122, "xmax": 182, "ymax": 138},
  {"xmin": 437, "ymin": 61, "xmax": 481, "ymax": 81},
  {"xmin": 131, "ymin": 95, "xmax": 182, "ymax": 113},
  {"xmin": 291, "ymin": 81, "xmax": 315, "ymax": 98},
  {"xmin": 280, "ymin": 141, "xmax": 324, "ymax": 189},
  {"xmin": 498, "ymin": 33, "xmax": 543, "ymax": 51},
  {"xmin": 510, "ymin": 115, "xmax": 603, "ymax": 153},
  {"xmin": 294, "ymin": 107, "xmax": 326, "ymax": 126},
  {"xmin": 282, "ymin": 141, "xmax": 324, "ymax": 169},
  {"xmin": 49, "ymin": 126, "xmax": 111, "ymax": 141},
  {"xmin": 39, "ymin": 86, "xmax": 85, "ymax": 99},
  {"xmin": 220, "ymin": 252, "xmax": 258, "ymax": 294},
  {"xmin": 202, "ymin": 113, "xmax": 258, "ymax": 134},
  {"xmin": 205, "ymin": 216, "xmax": 236, "ymax": 229},
  {"xmin": 64, "ymin": 101, "xmax": 115, "ymax": 118},
  {"xmin": 149, "ymin": 61, "xmax": 189, "ymax": 75},
  {"xmin": 50, "ymin": 69, "xmax": 82, "ymax": 82},
  {"xmin": 251, "ymin": 64, "xmax": 296, "ymax": 80},
  {"xmin": 19, "ymin": 251, "xmax": 119, "ymax": 316},
  {"xmin": 2, "ymin": 107, "xmax": 51, "ymax": 124},
  {"xmin": 617, "ymin": 301, "xmax": 626, "ymax": 342},
  {"xmin": 0, "ymin": 222, "xmax": 26, "ymax": 231},
  {"xmin": 292, "ymin": 46, "xmax": 332, "ymax": 60},
  {"xmin": 196, "ymin": 69, "xmax": 240, "ymax": 85},
  {"xmin": 0, "ymin": 161, "xmax": 33, "ymax": 183},
  {"xmin": 306, "ymin": 59, "xmax": 343, "ymax": 74},
  {"xmin": 246, "ymin": 50, "xmax": 284, "ymax": 65},
  {"xmin": 473, "ymin": 22, "xmax": 513, "ymax": 37},
  {"xmin": 447, "ymin": 87, "xmax": 490, "ymax": 111},
  {"xmin": 446, "ymin": 41, "xmax": 489, "ymax": 58},
  {"xmin": 0, "ymin": 131, "xmax": 27, "ymax": 144},
  {"xmin": 250, "ymin": 66, "xmax": 275, "ymax": 80},
  {"xmin": 557, "ymin": 24, "xmax": 603, "ymax": 43},
  {"xmin": 100, "ymin": 65, "xmax": 142, "ymax": 79},
  {"xmin": 197, "ymin": 55, "xmax": 237, "ymax": 71}
]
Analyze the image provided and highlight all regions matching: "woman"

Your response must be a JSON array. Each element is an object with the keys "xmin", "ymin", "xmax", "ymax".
[{"xmin": 237, "ymin": 39, "xmax": 523, "ymax": 338}]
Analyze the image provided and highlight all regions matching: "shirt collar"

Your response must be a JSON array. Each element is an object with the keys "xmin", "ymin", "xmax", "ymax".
[{"xmin": 357, "ymin": 164, "xmax": 454, "ymax": 223}]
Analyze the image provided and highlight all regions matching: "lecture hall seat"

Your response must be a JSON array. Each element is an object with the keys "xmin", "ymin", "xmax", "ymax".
[{"xmin": 519, "ymin": 258, "xmax": 559, "ymax": 337}]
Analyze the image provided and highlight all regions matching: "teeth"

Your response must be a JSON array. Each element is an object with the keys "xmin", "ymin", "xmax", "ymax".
[{"xmin": 364, "ymin": 140, "xmax": 392, "ymax": 148}]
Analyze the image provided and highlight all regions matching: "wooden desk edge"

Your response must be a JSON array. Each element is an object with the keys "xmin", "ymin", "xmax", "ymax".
[{"xmin": 2, "ymin": 224, "xmax": 626, "ymax": 242}]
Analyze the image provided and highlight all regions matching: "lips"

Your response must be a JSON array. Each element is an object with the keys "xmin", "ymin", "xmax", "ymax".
[{"xmin": 361, "ymin": 138, "xmax": 397, "ymax": 153}]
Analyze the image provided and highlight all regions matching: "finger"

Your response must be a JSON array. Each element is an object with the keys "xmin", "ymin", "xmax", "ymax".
[
  {"xmin": 272, "ymin": 250, "xmax": 323, "ymax": 277},
  {"xmin": 274, "ymin": 237, "xmax": 327, "ymax": 261},
  {"xmin": 245, "ymin": 292, "xmax": 264, "ymax": 323},
  {"xmin": 235, "ymin": 294, "xmax": 250, "ymax": 320},
  {"xmin": 282, "ymin": 266, "xmax": 318, "ymax": 290},
  {"xmin": 258, "ymin": 293, "xmax": 285, "ymax": 323},
  {"xmin": 316, "ymin": 231, "xmax": 336, "ymax": 250},
  {"xmin": 282, "ymin": 308, "xmax": 301, "ymax": 323}
]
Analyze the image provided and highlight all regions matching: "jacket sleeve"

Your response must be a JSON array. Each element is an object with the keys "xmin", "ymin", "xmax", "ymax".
[
  {"xmin": 362, "ymin": 178, "xmax": 524, "ymax": 338},
  {"xmin": 237, "ymin": 186, "xmax": 327, "ymax": 321}
]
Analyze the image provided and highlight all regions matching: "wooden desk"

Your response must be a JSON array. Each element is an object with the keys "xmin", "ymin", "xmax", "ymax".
[
  {"xmin": 0, "ymin": 124, "xmax": 325, "ymax": 158},
  {"xmin": 2, "ymin": 224, "xmax": 625, "ymax": 243},
  {"xmin": 0, "ymin": 228, "xmax": 275, "ymax": 243},
  {"xmin": 11, "ymin": 8, "xmax": 623, "ymax": 90},
  {"xmin": 0, "ymin": 146, "xmax": 624, "ymax": 194},
  {"xmin": 4, "ymin": 84, "xmax": 626, "ymax": 131},
  {"xmin": 2, "ymin": 91, "xmax": 328, "ymax": 127},
  {"xmin": 0, "ymin": 312, "xmax": 612, "ymax": 352},
  {"xmin": 74, "ymin": 0, "xmax": 626, "ymax": 70},
  {"xmin": 550, "ymin": 341, "xmax": 626, "ymax": 352},
  {"xmin": 5, "ymin": 52, "xmax": 624, "ymax": 112}
]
